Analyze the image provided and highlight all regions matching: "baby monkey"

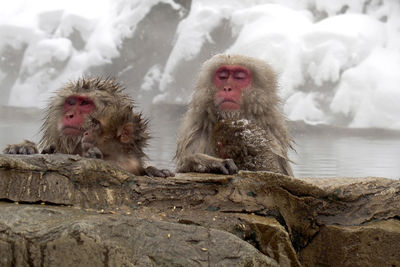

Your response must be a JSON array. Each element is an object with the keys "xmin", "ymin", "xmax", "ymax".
[{"xmin": 81, "ymin": 113, "xmax": 172, "ymax": 178}]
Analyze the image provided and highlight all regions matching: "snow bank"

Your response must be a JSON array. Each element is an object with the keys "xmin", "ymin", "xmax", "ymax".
[{"xmin": 1, "ymin": 0, "xmax": 399, "ymax": 129}]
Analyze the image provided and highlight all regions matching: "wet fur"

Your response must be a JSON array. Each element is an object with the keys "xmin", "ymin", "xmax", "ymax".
[
  {"xmin": 40, "ymin": 77, "xmax": 150, "ymax": 162},
  {"xmin": 175, "ymin": 54, "xmax": 293, "ymax": 176}
]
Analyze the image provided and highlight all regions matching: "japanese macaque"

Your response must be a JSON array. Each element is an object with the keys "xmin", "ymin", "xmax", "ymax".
[
  {"xmin": 81, "ymin": 113, "xmax": 172, "ymax": 177},
  {"xmin": 3, "ymin": 77, "xmax": 173, "ymax": 177},
  {"xmin": 175, "ymin": 54, "xmax": 293, "ymax": 176}
]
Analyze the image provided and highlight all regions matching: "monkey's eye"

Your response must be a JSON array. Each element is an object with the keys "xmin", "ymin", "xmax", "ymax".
[
  {"xmin": 233, "ymin": 71, "xmax": 247, "ymax": 80},
  {"xmin": 67, "ymin": 98, "xmax": 76, "ymax": 105},
  {"xmin": 90, "ymin": 118, "xmax": 102, "ymax": 130},
  {"xmin": 217, "ymin": 70, "xmax": 229, "ymax": 80},
  {"xmin": 81, "ymin": 100, "xmax": 90, "ymax": 105}
]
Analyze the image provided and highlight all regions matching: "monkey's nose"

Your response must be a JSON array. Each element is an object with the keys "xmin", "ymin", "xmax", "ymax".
[{"xmin": 224, "ymin": 87, "xmax": 232, "ymax": 92}]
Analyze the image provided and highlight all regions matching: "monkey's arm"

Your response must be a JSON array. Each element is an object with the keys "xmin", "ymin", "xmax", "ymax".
[
  {"xmin": 3, "ymin": 140, "xmax": 39, "ymax": 155},
  {"xmin": 176, "ymin": 127, "xmax": 238, "ymax": 175},
  {"xmin": 269, "ymin": 138, "xmax": 294, "ymax": 176}
]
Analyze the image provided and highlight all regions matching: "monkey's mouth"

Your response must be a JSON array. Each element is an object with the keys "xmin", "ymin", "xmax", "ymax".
[
  {"xmin": 217, "ymin": 100, "xmax": 240, "ymax": 111},
  {"xmin": 62, "ymin": 126, "xmax": 83, "ymax": 136}
]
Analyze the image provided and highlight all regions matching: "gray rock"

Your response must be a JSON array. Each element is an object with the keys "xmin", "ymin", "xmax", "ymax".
[
  {"xmin": 0, "ymin": 204, "xmax": 277, "ymax": 267},
  {"xmin": 0, "ymin": 154, "xmax": 399, "ymax": 266}
]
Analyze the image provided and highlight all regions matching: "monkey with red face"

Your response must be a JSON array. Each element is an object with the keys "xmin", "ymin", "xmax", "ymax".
[
  {"xmin": 175, "ymin": 54, "xmax": 293, "ymax": 176},
  {"xmin": 3, "ymin": 77, "xmax": 173, "ymax": 177}
]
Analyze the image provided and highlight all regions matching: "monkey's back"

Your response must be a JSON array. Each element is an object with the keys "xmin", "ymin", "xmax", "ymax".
[{"xmin": 211, "ymin": 119, "xmax": 289, "ymax": 175}]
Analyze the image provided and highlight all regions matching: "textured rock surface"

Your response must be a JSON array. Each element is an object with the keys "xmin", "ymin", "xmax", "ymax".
[
  {"xmin": 0, "ymin": 204, "xmax": 277, "ymax": 267},
  {"xmin": 0, "ymin": 154, "xmax": 399, "ymax": 266}
]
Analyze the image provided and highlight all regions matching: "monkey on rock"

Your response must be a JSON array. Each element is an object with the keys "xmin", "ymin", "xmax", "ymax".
[
  {"xmin": 3, "ymin": 77, "xmax": 173, "ymax": 178},
  {"xmin": 175, "ymin": 54, "xmax": 293, "ymax": 176}
]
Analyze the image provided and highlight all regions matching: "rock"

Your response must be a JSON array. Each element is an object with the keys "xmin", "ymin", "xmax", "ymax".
[
  {"xmin": 0, "ymin": 203, "xmax": 277, "ymax": 267},
  {"xmin": 299, "ymin": 220, "xmax": 400, "ymax": 267},
  {"xmin": 0, "ymin": 154, "xmax": 399, "ymax": 266}
]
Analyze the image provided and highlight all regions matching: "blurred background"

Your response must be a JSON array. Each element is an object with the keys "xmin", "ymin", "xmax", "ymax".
[{"xmin": 1, "ymin": 0, "xmax": 399, "ymax": 178}]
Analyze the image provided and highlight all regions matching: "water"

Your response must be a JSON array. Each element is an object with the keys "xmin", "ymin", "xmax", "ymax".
[
  {"xmin": 289, "ymin": 135, "xmax": 400, "ymax": 179},
  {"xmin": 1, "ymin": 106, "xmax": 399, "ymax": 179}
]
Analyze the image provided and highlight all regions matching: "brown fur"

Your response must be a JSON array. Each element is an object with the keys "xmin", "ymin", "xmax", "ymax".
[
  {"xmin": 40, "ymin": 77, "xmax": 149, "ymax": 157},
  {"xmin": 81, "ymin": 109, "xmax": 149, "ymax": 176},
  {"xmin": 175, "ymin": 54, "xmax": 293, "ymax": 176},
  {"xmin": 4, "ymin": 77, "xmax": 173, "ymax": 177}
]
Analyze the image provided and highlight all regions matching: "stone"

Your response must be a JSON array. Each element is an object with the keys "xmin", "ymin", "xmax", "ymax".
[{"xmin": 0, "ymin": 154, "xmax": 399, "ymax": 266}]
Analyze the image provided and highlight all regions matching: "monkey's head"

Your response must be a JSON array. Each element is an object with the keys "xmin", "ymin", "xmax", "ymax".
[
  {"xmin": 81, "ymin": 105, "xmax": 149, "ymax": 159},
  {"xmin": 40, "ymin": 77, "xmax": 134, "ymax": 154},
  {"xmin": 193, "ymin": 54, "xmax": 279, "ymax": 121}
]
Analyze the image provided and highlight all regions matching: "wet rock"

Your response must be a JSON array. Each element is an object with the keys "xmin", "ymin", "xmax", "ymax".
[{"xmin": 0, "ymin": 154, "xmax": 399, "ymax": 266}]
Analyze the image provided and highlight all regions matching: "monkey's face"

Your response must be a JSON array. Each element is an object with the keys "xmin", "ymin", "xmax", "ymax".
[
  {"xmin": 60, "ymin": 95, "xmax": 95, "ymax": 137},
  {"xmin": 213, "ymin": 65, "xmax": 252, "ymax": 112},
  {"xmin": 81, "ymin": 118, "xmax": 102, "ymax": 150}
]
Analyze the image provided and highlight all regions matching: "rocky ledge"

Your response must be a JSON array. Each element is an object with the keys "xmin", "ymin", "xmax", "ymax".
[{"xmin": 0, "ymin": 154, "xmax": 399, "ymax": 266}]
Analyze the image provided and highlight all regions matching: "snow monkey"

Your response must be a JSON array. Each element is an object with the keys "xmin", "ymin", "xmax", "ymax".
[
  {"xmin": 3, "ymin": 77, "xmax": 173, "ymax": 177},
  {"xmin": 175, "ymin": 54, "xmax": 293, "ymax": 176}
]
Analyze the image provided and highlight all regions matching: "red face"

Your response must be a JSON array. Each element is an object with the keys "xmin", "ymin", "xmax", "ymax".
[
  {"xmin": 214, "ymin": 65, "xmax": 252, "ymax": 111},
  {"xmin": 61, "ymin": 95, "xmax": 95, "ymax": 136}
]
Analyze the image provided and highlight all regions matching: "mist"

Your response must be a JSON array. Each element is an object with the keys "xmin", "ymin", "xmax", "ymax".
[{"xmin": 1, "ymin": 0, "xmax": 399, "ymax": 178}]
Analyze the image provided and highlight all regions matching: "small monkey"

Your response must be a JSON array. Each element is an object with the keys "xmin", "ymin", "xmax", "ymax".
[
  {"xmin": 3, "ymin": 77, "xmax": 173, "ymax": 177},
  {"xmin": 175, "ymin": 54, "xmax": 293, "ymax": 176},
  {"xmin": 81, "ymin": 113, "xmax": 172, "ymax": 177}
]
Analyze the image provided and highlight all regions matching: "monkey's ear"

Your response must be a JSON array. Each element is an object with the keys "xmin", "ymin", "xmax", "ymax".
[{"xmin": 119, "ymin": 122, "xmax": 134, "ymax": 143}]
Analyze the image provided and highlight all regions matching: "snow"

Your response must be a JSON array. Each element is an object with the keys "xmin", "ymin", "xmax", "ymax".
[
  {"xmin": 1, "ymin": 0, "xmax": 400, "ymax": 130},
  {"xmin": 331, "ymin": 47, "xmax": 400, "ymax": 129}
]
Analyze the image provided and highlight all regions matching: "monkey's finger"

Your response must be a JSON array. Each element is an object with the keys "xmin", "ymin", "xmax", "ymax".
[
  {"xmin": 20, "ymin": 146, "xmax": 36, "ymax": 155},
  {"xmin": 207, "ymin": 161, "xmax": 227, "ymax": 174},
  {"xmin": 145, "ymin": 166, "xmax": 167, "ymax": 178},
  {"xmin": 220, "ymin": 165, "xmax": 230, "ymax": 175},
  {"xmin": 4, "ymin": 144, "xmax": 38, "ymax": 155},
  {"xmin": 223, "ymin": 159, "xmax": 238, "ymax": 174},
  {"xmin": 161, "ymin": 169, "xmax": 175, "ymax": 177},
  {"xmin": 4, "ymin": 145, "xmax": 22, "ymax": 154},
  {"xmin": 214, "ymin": 164, "xmax": 229, "ymax": 175}
]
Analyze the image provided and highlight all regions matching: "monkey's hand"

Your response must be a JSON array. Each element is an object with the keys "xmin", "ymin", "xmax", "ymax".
[
  {"xmin": 144, "ymin": 166, "xmax": 175, "ymax": 178},
  {"xmin": 83, "ymin": 147, "xmax": 104, "ymax": 159},
  {"xmin": 3, "ymin": 140, "xmax": 39, "ymax": 155},
  {"xmin": 178, "ymin": 153, "xmax": 238, "ymax": 175}
]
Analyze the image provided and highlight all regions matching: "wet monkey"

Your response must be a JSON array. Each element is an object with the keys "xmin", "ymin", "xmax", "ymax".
[
  {"xmin": 3, "ymin": 77, "xmax": 173, "ymax": 177},
  {"xmin": 175, "ymin": 54, "xmax": 293, "ymax": 176},
  {"xmin": 81, "ymin": 111, "xmax": 172, "ymax": 177}
]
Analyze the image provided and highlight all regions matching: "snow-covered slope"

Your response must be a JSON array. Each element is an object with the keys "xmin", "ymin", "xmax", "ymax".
[{"xmin": 1, "ymin": 0, "xmax": 399, "ymax": 129}]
